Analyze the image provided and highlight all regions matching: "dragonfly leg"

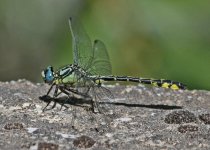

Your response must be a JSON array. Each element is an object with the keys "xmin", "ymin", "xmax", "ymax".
[
  {"xmin": 43, "ymin": 85, "xmax": 59, "ymax": 111},
  {"xmin": 46, "ymin": 83, "xmax": 55, "ymax": 96},
  {"xmin": 42, "ymin": 100, "xmax": 52, "ymax": 112},
  {"xmin": 58, "ymin": 87, "xmax": 74, "ymax": 110},
  {"xmin": 90, "ymin": 88, "xmax": 101, "ymax": 113}
]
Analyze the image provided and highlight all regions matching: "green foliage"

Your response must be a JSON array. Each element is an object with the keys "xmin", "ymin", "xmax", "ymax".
[{"xmin": 0, "ymin": 1, "xmax": 209, "ymax": 90}]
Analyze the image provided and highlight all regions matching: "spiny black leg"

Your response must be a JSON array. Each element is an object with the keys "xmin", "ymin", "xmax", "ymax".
[
  {"xmin": 91, "ymin": 100, "xmax": 97, "ymax": 113},
  {"xmin": 59, "ymin": 87, "xmax": 72, "ymax": 110},
  {"xmin": 46, "ymin": 83, "xmax": 55, "ymax": 96},
  {"xmin": 91, "ymin": 90, "xmax": 100, "ymax": 113},
  {"xmin": 51, "ymin": 100, "xmax": 57, "ymax": 109},
  {"xmin": 43, "ymin": 101, "xmax": 52, "ymax": 112},
  {"xmin": 64, "ymin": 85, "xmax": 90, "ymax": 97},
  {"xmin": 47, "ymin": 86, "xmax": 59, "ymax": 110},
  {"xmin": 84, "ymin": 85, "xmax": 91, "ymax": 95},
  {"xmin": 43, "ymin": 84, "xmax": 59, "ymax": 111},
  {"xmin": 53, "ymin": 86, "xmax": 59, "ymax": 97},
  {"xmin": 60, "ymin": 87, "xmax": 93, "ymax": 110}
]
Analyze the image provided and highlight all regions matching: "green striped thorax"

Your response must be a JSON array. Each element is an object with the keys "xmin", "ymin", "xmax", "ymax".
[{"xmin": 41, "ymin": 64, "xmax": 93, "ymax": 86}]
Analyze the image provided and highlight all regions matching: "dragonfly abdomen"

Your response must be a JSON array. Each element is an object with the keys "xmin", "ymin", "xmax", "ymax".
[{"xmin": 99, "ymin": 76, "xmax": 186, "ymax": 90}]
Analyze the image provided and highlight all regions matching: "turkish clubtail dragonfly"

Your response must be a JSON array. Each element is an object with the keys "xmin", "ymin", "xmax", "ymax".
[{"xmin": 41, "ymin": 17, "xmax": 186, "ymax": 113}]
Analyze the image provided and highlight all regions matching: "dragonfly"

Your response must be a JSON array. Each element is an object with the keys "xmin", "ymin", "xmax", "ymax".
[{"xmin": 41, "ymin": 17, "xmax": 186, "ymax": 113}]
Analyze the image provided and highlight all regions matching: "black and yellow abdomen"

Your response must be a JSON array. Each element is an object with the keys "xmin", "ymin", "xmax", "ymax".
[{"xmin": 98, "ymin": 75, "xmax": 186, "ymax": 90}]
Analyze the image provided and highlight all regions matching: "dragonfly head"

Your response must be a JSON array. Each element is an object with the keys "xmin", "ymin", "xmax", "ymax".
[{"xmin": 41, "ymin": 66, "xmax": 55, "ymax": 84}]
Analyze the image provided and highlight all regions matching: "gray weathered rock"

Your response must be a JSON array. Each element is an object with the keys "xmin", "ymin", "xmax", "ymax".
[{"xmin": 0, "ymin": 79, "xmax": 210, "ymax": 150}]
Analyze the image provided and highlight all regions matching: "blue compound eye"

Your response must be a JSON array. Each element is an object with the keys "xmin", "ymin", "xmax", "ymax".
[{"xmin": 42, "ymin": 66, "xmax": 54, "ymax": 83}]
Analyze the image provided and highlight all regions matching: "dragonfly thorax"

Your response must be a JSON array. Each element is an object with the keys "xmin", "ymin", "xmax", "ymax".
[
  {"xmin": 57, "ymin": 64, "xmax": 89, "ymax": 85},
  {"xmin": 42, "ymin": 64, "xmax": 90, "ymax": 86}
]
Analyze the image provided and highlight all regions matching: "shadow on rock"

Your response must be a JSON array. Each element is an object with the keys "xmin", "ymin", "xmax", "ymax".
[{"xmin": 39, "ymin": 95, "xmax": 182, "ymax": 111}]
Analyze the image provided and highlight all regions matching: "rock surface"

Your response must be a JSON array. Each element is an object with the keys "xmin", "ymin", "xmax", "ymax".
[{"xmin": 0, "ymin": 79, "xmax": 210, "ymax": 149}]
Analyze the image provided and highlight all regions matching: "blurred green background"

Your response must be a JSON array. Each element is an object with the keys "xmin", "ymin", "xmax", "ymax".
[{"xmin": 0, "ymin": 1, "xmax": 210, "ymax": 90}]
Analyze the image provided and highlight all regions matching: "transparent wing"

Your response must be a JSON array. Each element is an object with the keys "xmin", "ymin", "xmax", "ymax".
[
  {"xmin": 89, "ymin": 40, "xmax": 112, "ymax": 75},
  {"xmin": 69, "ymin": 17, "xmax": 93, "ymax": 69}
]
